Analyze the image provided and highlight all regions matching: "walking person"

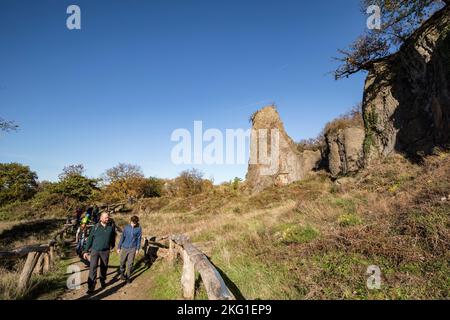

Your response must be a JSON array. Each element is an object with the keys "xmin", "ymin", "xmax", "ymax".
[
  {"xmin": 92, "ymin": 205, "xmax": 100, "ymax": 224},
  {"xmin": 83, "ymin": 212, "xmax": 117, "ymax": 294},
  {"xmin": 117, "ymin": 216, "xmax": 142, "ymax": 284}
]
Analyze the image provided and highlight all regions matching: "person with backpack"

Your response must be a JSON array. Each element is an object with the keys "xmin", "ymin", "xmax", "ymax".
[
  {"xmin": 74, "ymin": 208, "xmax": 83, "ymax": 224},
  {"xmin": 83, "ymin": 212, "xmax": 117, "ymax": 294},
  {"xmin": 92, "ymin": 205, "xmax": 100, "ymax": 224},
  {"xmin": 117, "ymin": 216, "xmax": 142, "ymax": 284},
  {"xmin": 75, "ymin": 222, "xmax": 89, "ymax": 258}
]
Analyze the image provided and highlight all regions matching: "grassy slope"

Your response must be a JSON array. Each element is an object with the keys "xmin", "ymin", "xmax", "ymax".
[
  {"xmin": 1, "ymin": 152, "xmax": 448, "ymax": 300},
  {"xmin": 138, "ymin": 152, "xmax": 449, "ymax": 300}
]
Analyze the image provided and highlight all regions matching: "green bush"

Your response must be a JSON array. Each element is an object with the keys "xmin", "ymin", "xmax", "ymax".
[
  {"xmin": 0, "ymin": 163, "xmax": 38, "ymax": 206},
  {"xmin": 338, "ymin": 213, "xmax": 363, "ymax": 227},
  {"xmin": 274, "ymin": 224, "xmax": 319, "ymax": 244},
  {"xmin": 52, "ymin": 174, "xmax": 99, "ymax": 202}
]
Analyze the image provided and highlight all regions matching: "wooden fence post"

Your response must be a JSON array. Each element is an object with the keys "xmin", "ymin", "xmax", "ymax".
[
  {"xmin": 18, "ymin": 252, "xmax": 41, "ymax": 292},
  {"xmin": 168, "ymin": 239, "xmax": 175, "ymax": 264},
  {"xmin": 49, "ymin": 245, "xmax": 55, "ymax": 264},
  {"xmin": 181, "ymin": 249, "xmax": 195, "ymax": 300},
  {"xmin": 43, "ymin": 253, "xmax": 50, "ymax": 273},
  {"xmin": 34, "ymin": 253, "xmax": 45, "ymax": 275}
]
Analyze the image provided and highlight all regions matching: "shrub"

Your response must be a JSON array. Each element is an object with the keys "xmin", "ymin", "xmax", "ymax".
[
  {"xmin": 338, "ymin": 213, "xmax": 363, "ymax": 227},
  {"xmin": 323, "ymin": 105, "xmax": 364, "ymax": 137},
  {"xmin": 52, "ymin": 174, "xmax": 99, "ymax": 203},
  {"xmin": 170, "ymin": 169, "xmax": 207, "ymax": 197},
  {"xmin": 274, "ymin": 224, "xmax": 319, "ymax": 245}
]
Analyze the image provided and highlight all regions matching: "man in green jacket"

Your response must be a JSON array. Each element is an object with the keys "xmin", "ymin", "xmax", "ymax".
[{"xmin": 83, "ymin": 212, "xmax": 116, "ymax": 294}]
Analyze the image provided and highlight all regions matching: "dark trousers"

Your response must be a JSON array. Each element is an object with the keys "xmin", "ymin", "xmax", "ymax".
[
  {"xmin": 119, "ymin": 248, "xmax": 136, "ymax": 278},
  {"xmin": 88, "ymin": 249, "xmax": 110, "ymax": 289}
]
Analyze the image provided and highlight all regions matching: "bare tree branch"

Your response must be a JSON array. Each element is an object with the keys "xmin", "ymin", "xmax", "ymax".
[{"xmin": 0, "ymin": 118, "xmax": 19, "ymax": 132}]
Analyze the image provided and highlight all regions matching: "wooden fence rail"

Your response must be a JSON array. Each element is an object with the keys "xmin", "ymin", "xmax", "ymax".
[
  {"xmin": 168, "ymin": 234, "xmax": 235, "ymax": 300},
  {"xmin": 0, "ymin": 224, "xmax": 71, "ymax": 293}
]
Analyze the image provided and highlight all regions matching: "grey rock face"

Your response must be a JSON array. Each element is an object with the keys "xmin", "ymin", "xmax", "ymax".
[
  {"xmin": 363, "ymin": 7, "xmax": 450, "ymax": 159},
  {"xmin": 246, "ymin": 106, "xmax": 322, "ymax": 193},
  {"xmin": 326, "ymin": 127, "xmax": 365, "ymax": 177}
]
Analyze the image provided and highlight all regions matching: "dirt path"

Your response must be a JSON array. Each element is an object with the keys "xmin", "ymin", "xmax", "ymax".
[{"xmin": 60, "ymin": 245, "xmax": 155, "ymax": 300}]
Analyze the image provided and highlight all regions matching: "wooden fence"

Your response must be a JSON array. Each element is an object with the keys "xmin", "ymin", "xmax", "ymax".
[
  {"xmin": 1, "ymin": 220, "xmax": 237, "ymax": 300},
  {"xmin": 158, "ymin": 234, "xmax": 235, "ymax": 300},
  {"xmin": 0, "ymin": 224, "xmax": 71, "ymax": 293}
]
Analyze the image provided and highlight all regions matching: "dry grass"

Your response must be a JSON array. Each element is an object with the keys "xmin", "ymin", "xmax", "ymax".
[
  {"xmin": 1, "ymin": 151, "xmax": 448, "ymax": 300},
  {"xmin": 130, "ymin": 151, "xmax": 449, "ymax": 300}
]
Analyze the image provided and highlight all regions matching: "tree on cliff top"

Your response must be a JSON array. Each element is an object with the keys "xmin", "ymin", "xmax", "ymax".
[{"xmin": 334, "ymin": 0, "xmax": 448, "ymax": 79}]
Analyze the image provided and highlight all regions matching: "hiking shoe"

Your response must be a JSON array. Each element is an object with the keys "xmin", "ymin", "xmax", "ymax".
[
  {"xmin": 126, "ymin": 278, "xmax": 132, "ymax": 284},
  {"xmin": 86, "ymin": 288, "xmax": 95, "ymax": 295},
  {"xmin": 120, "ymin": 274, "xmax": 127, "ymax": 281},
  {"xmin": 100, "ymin": 280, "xmax": 107, "ymax": 289}
]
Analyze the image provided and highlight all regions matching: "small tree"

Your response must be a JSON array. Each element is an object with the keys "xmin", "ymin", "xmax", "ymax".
[
  {"xmin": 231, "ymin": 177, "xmax": 242, "ymax": 192},
  {"xmin": 53, "ymin": 166, "xmax": 98, "ymax": 203},
  {"xmin": 0, "ymin": 163, "xmax": 38, "ymax": 206},
  {"xmin": 174, "ymin": 169, "xmax": 205, "ymax": 197},
  {"xmin": 58, "ymin": 164, "xmax": 85, "ymax": 180},
  {"xmin": 140, "ymin": 177, "xmax": 164, "ymax": 198},
  {"xmin": 101, "ymin": 164, "xmax": 150, "ymax": 202},
  {"xmin": 334, "ymin": 0, "xmax": 447, "ymax": 79},
  {"xmin": 103, "ymin": 163, "xmax": 144, "ymax": 184}
]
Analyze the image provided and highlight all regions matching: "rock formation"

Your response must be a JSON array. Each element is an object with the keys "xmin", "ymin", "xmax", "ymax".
[
  {"xmin": 246, "ymin": 106, "xmax": 322, "ymax": 193},
  {"xmin": 246, "ymin": 6, "xmax": 450, "ymax": 192},
  {"xmin": 325, "ymin": 127, "xmax": 365, "ymax": 177},
  {"xmin": 362, "ymin": 6, "xmax": 450, "ymax": 159}
]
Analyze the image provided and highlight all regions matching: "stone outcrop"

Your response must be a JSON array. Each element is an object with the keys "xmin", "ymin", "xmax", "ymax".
[
  {"xmin": 363, "ymin": 6, "xmax": 450, "ymax": 159},
  {"xmin": 326, "ymin": 127, "xmax": 365, "ymax": 177},
  {"xmin": 246, "ymin": 106, "xmax": 322, "ymax": 193},
  {"xmin": 246, "ymin": 6, "xmax": 450, "ymax": 192}
]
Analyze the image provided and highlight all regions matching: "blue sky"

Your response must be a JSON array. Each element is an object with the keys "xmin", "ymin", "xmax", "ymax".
[{"xmin": 0, "ymin": 0, "xmax": 368, "ymax": 183}]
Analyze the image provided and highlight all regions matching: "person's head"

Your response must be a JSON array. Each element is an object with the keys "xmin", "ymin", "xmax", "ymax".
[
  {"xmin": 130, "ymin": 216, "xmax": 139, "ymax": 227},
  {"xmin": 100, "ymin": 212, "xmax": 110, "ymax": 224}
]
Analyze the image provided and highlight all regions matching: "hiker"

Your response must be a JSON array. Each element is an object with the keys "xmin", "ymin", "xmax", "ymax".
[
  {"xmin": 117, "ymin": 216, "xmax": 142, "ymax": 283},
  {"xmin": 92, "ymin": 205, "xmax": 100, "ymax": 224},
  {"xmin": 75, "ymin": 207, "xmax": 83, "ymax": 224},
  {"xmin": 75, "ymin": 223, "xmax": 89, "ymax": 258},
  {"xmin": 81, "ymin": 212, "xmax": 91, "ymax": 226},
  {"xmin": 86, "ymin": 207, "xmax": 93, "ymax": 220},
  {"xmin": 83, "ymin": 212, "xmax": 117, "ymax": 294}
]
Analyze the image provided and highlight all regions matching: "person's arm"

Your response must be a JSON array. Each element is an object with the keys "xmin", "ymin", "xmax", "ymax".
[
  {"xmin": 110, "ymin": 225, "xmax": 117, "ymax": 250},
  {"xmin": 75, "ymin": 227, "xmax": 81, "ymax": 243},
  {"xmin": 136, "ymin": 227, "xmax": 142, "ymax": 251},
  {"xmin": 84, "ymin": 227, "xmax": 95, "ymax": 253}
]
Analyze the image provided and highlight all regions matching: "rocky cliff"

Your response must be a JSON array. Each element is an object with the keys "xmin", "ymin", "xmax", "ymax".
[
  {"xmin": 246, "ymin": 7, "xmax": 450, "ymax": 192},
  {"xmin": 363, "ymin": 6, "xmax": 450, "ymax": 159}
]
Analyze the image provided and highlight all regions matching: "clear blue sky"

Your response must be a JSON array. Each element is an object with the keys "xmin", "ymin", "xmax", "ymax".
[{"xmin": 0, "ymin": 0, "xmax": 368, "ymax": 183}]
